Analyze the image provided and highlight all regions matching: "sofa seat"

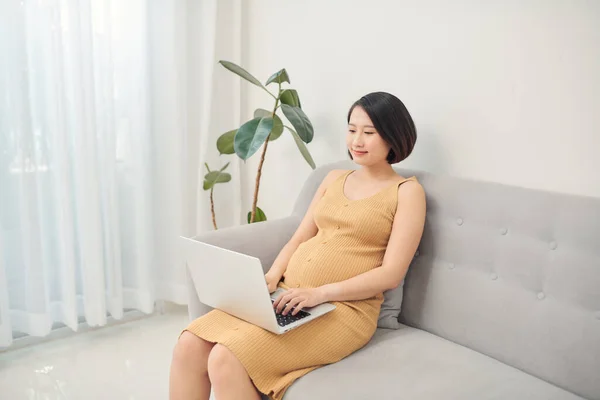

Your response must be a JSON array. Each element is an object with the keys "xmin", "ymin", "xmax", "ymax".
[{"xmin": 283, "ymin": 325, "xmax": 584, "ymax": 400}]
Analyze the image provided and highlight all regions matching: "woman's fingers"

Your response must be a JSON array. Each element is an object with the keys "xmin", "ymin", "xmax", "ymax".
[
  {"xmin": 283, "ymin": 296, "xmax": 303, "ymax": 316},
  {"xmin": 274, "ymin": 290, "xmax": 294, "ymax": 313},
  {"xmin": 291, "ymin": 301, "xmax": 307, "ymax": 316},
  {"xmin": 273, "ymin": 293, "xmax": 284, "ymax": 310},
  {"xmin": 272, "ymin": 293, "xmax": 283, "ymax": 309}
]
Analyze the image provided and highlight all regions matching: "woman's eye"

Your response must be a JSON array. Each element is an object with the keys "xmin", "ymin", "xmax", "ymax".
[
  {"xmin": 348, "ymin": 129, "xmax": 356, "ymax": 133},
  {"xmin": 365, "ymin": 131, "xmax": 375, "ymax": 135}
]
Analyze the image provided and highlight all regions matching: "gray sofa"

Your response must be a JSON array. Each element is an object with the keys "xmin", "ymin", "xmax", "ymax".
[{"xmin": 186, "ymin": 160, "xmax": 600, "ymax": 400}]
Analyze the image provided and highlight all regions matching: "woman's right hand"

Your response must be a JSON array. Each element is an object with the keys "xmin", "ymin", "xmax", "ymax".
[{"xmin": 265, "ymin": 272, "xmax": 281, "ymax": 294}]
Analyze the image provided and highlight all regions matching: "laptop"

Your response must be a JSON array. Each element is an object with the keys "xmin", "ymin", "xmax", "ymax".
[{"xmin": 180, "ymin": 236, "xmax": 336, "ymax": 334}]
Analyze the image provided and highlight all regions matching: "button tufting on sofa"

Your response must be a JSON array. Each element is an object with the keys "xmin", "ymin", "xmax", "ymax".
[
  {"xmin": 537, "ymin": 292, "xmax": 546, "ymax": 300},
  {"xmin": 456, "ymin": 218, "xmax": 463, "ymax": 226}
]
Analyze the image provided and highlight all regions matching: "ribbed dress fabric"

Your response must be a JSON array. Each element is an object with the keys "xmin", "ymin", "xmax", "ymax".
[{"xmin": 184, "ymin": 170, "xmax": 417, "ymax": 399}]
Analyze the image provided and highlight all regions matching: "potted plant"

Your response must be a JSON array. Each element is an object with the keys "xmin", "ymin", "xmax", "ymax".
[{"xmin": 205, "ymin": 61, "xmax": 316, "ymax": 228}]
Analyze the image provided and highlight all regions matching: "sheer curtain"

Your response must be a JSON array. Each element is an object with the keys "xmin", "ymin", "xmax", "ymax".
[{"xmin": 0, "ymin": 0, "xmax": 243, "ymax": 348}]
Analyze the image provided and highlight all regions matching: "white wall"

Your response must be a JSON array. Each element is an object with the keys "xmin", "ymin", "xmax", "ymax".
[{"xmin": 235, "ymin": 0, "xmax": 600, "ymax": 221}]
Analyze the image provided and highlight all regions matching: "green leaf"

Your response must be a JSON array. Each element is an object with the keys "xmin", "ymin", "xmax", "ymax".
[
  {"xmin": 253, "ymin": 108, "xmax": 271, "ymax": 119},
  {"xmin": 254, "ymin": 109, "xmax": 283, "ymax": 141},
  {"xmin": 234, "ymin": 117, "xmax": 274, "ymax": 160},
  {"xmin": 285, "ymin": 125, "xmax": 316, "ymax": 170},
  {"xmin": 281, "ymin": 104, "xmax": 314, "ymax": 143},
  {"xmin": 203, "ymin": 170, "xmax": 232, "ymax": 190},
  {"xmin": 279, "ymin": 89, "xmax": 301, "ymax": 108},
  {"xmin": 265, "ymin": 69, "xmax": 290, "ymax": 86},
  {"xmin": 219, "ymin": 162, "xmax": 230, "ymax": 172},
  {"xmin": 269, "ymin": 115, "xmax": 284, "ymax": 141},
  {"xmin": 247, "ymin": 206, "xmax": 267, "ymax": 223},
  {"xmin": 217, "ymin": 130, "xmax": 236, "ymax": 155},
  {"xmin": 219, "ymin": 60, "xmax": 265, "ymax": 89}
]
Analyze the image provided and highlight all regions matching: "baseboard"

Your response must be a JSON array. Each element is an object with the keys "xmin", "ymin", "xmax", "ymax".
[{"xmin": 1, "ymin": 301, "xmax": 186, "ymax": 353}]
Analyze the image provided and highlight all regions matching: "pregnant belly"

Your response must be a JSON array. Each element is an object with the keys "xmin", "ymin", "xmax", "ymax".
[{"xmin": 283, "ymin": 239, "xmax": 383, "ymax": 288}]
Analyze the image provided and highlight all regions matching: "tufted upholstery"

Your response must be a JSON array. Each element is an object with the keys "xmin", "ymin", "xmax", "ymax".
[{"xmin": 291, "ymin": 160, "xmax": 600, "ymax": 400}]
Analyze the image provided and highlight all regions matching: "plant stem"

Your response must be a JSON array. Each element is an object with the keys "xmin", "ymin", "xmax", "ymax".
[
  {"xmin": 262, "ymin": 87, "xmax": 278, "ymax": 100},
  {"xmin": 250, "ymin": 136, "xmax": 269, "ymax": 223},
  {"xmin": 210, "ymin": 187, "xmax": 218, "ymax": 230},
  {"xmin": 250, "ymin": 83, "xmax": 281, "ymax": 223}
]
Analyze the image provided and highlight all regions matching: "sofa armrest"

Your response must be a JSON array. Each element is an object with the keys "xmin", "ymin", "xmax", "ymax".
[{"xmin": 185, "ymin": 215, "xmax": 301, "ymax": 321}]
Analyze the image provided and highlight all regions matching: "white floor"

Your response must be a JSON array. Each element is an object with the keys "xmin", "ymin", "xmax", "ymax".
[{"xmin": 0, "ymin": 305, "xmax": 203, "ymax": 400}]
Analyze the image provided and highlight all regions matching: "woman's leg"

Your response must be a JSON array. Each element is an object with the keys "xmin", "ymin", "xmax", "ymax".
[
  {"xmin": 169, "ymin": 331, "xmax": 216, "ymax": 400},
  {"xmin": 207, "ymin": 344, "xmax": 262, "ymax": 400}
]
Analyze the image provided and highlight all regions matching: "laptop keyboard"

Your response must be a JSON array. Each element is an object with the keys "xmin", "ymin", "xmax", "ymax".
[{"xmin": 271, "ymin": 299, "xmax": 311, "ymax": 327}]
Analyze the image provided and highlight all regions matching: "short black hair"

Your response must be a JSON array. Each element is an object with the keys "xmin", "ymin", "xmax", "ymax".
[{"xmin": 347, "ymin": 92, "xmax": 417, "ymax": 164}]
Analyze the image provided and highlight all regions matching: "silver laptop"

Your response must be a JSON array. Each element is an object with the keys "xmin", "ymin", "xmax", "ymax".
[{"xmin": 180, "ymin": 236, "xmax": 336, "ymax": 334}]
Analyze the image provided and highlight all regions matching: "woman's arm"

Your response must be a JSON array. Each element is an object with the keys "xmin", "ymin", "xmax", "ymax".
[
  {"xmin": 275, "ymin": 180, "xmax": 426, "ymax": 314},
  {"xmin": 265, "ymin": 169, "xmax": 348, "ymax": 291}
]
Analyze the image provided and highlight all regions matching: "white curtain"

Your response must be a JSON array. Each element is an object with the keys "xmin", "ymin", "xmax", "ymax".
[{"xmin": 0, "ymin": 0, "xmax": 243, "ymax": 348}]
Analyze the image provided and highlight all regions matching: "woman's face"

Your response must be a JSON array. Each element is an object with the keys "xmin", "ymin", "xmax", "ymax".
[{"xmin": 346, "ymin": 106, "xmax": 391, "ymax": 166}]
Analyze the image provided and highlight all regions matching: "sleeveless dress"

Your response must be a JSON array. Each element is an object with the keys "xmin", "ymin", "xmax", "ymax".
[{"xmin": 184, "ymin": 170, "xmax": 417, "ymax": 400}]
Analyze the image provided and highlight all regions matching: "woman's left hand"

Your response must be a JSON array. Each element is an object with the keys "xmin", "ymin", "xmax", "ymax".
[{"xmin": 273, "ymin": 287, "xmax": 327, "ymax": 316}]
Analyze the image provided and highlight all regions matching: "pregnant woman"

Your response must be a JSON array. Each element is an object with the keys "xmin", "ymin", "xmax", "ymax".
[{"xmin": 170, "ymin": 91, "xmax": 426, "ymax": 400}]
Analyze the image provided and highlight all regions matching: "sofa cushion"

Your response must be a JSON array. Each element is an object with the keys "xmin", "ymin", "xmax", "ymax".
[
  {"xmin": 377, "ymin": 280, "xmax": 405, "ymax": 329},
  {"xmin": 284, "ymin": 325, "xmax": 584, "ymax": 400}
]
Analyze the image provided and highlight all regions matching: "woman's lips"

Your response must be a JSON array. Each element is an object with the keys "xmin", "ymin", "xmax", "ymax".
[{"xmin": 352, "ymin": 150, "xmax": 368, "ymax": 156}]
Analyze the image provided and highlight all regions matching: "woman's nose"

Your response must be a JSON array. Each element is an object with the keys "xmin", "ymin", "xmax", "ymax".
[{"xmin": 353, "ymin": 136, "xmax": 364, "ymax": 147}]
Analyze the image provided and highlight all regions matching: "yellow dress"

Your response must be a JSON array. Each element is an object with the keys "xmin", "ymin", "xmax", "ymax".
[{"xmin": 184, "ymin": 170, "xmax": 417, "ymax": 399}]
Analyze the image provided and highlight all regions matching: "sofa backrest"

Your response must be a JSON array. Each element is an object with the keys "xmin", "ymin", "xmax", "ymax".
[{"xmin": 293, "ymin": 161, "xmax": 600, "ymax": 400}]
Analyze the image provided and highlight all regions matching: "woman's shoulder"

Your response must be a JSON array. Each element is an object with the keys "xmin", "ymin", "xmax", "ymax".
[
  {"xmin": 395, "ymin": 176, "xmax": 425, "ymax": 206},
  {"xmin": 320, "ymin": 169, "xmax": 350, "ymax": 186}
]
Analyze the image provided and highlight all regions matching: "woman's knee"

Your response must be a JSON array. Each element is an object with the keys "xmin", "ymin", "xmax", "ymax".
[
  {"xmin": 172, "ymin": 331, "xmax": 214, "ymax": 369},
  {"xmin": 207, "ymin": 344, "xmax": 239, "ymax": 383}
]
